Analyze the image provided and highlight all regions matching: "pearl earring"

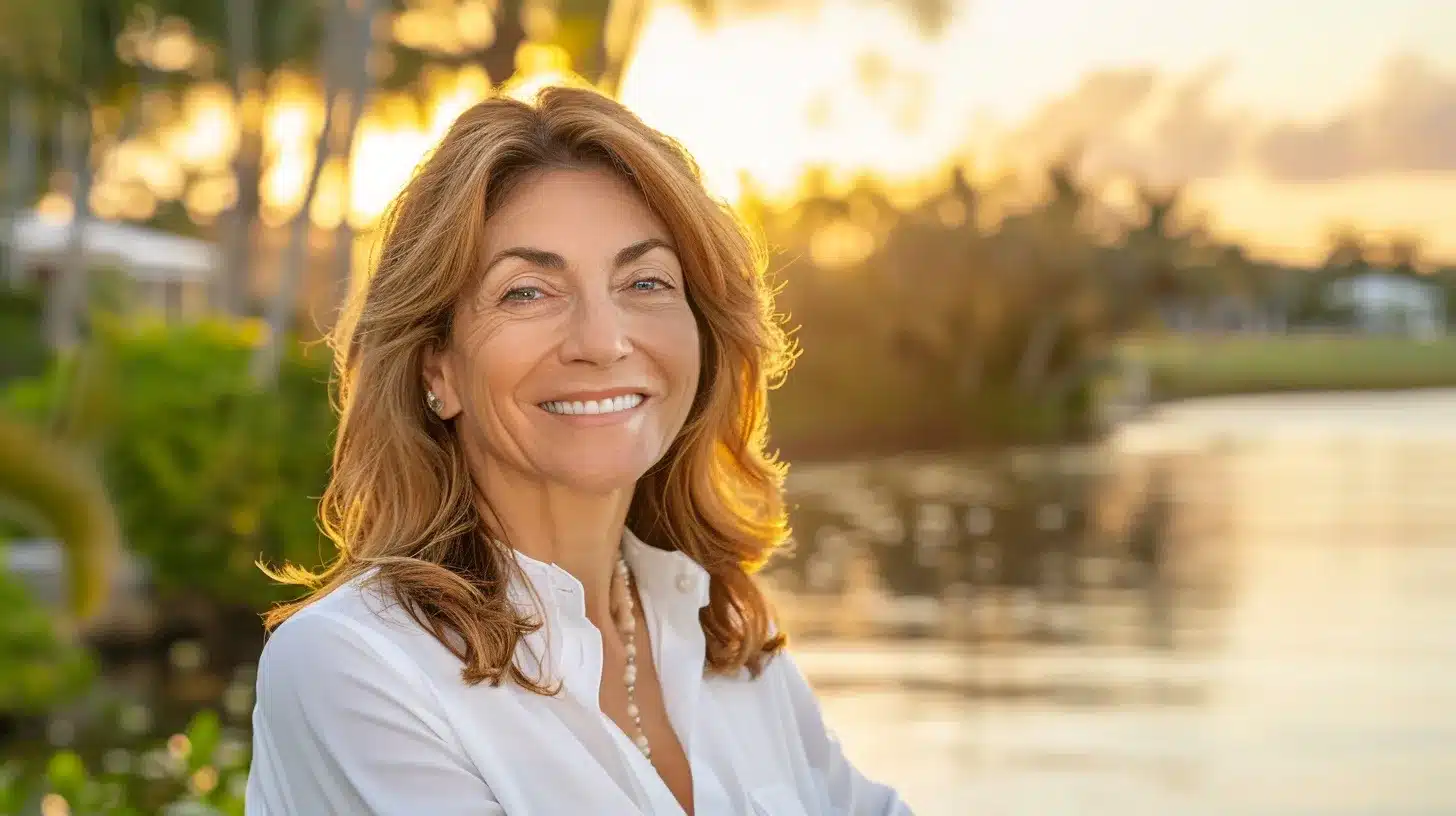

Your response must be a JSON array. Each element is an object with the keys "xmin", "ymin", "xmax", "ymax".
[{"xmin": 425, "ymin": 390, "xmax": 445, "ymax": 416}]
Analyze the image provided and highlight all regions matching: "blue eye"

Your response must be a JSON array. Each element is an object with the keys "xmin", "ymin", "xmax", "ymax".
[
  {"xmin": 631, "ymin": 278, "xmax": 672, "ymax": 292},
  {"xmin": 502, "ymin": 286, "xmax": 543, "ymax": 302}
]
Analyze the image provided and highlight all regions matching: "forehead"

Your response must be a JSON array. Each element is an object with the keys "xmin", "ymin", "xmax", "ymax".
[{"xmin": 482, "ymin": 167, "xmax": 673, "ymax": 259}]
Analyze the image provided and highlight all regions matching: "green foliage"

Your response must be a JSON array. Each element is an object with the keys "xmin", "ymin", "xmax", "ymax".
[
  {"xmin": 0, "ymin": 379, "xmax": 116, "ymax": 719},
  {"xmin": 0, "ymin": 572, "xmax": 94, "ymax": 717},
  {"xmin": 762, "ymin": 168, "xmax": 1110, "ymax": 454},
  {"xmin": 0, "ymin": 761, "xmax": 25, "ymax": 815},
  {"xmin": 0, "ymin": 286, "xmax": 49, "ymax": 386},
  {"xmin": 0, "ymin": 709, "xmax": 249, "ymax": 815},
  {"xmin": 5, "ymin": 320, "xmax": 337, "ymax": 609}
]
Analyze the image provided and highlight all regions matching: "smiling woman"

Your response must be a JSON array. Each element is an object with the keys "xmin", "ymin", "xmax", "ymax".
[{"xmin": 244, "ymin": 87, "xmax": 911, "ymax": 815}]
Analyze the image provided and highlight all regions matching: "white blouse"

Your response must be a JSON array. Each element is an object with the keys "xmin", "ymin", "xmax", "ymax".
[{"xmin": 245, "ymin": 531, "xmax": 911, "ymax": 815}]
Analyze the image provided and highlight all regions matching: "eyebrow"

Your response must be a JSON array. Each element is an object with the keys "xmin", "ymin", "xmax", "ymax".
[{"xmin": 482, "ymin": 238, "xmax": 675, "ymax": 277}]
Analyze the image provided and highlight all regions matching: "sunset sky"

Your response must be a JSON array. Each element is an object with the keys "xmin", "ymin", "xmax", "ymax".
[
  {"xmin": 73, "ymin": 0, "xmax": 1451, "ymax": 269},
  {"xmin": 620, "ymin": 0, "xmax": 1456, "ymax": 264}
]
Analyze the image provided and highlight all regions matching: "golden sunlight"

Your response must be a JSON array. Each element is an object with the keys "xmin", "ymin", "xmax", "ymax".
[
  {"xmin": 618, "ymin": 3, "xmax": 984, "ymax": 205},
  {"xmin": 98, "ymin": 1, "xmax": 986, "ymax": 231},
  {"xmin": 61, "ymin": 0, "xmax": 1453, "ymax": 270}
]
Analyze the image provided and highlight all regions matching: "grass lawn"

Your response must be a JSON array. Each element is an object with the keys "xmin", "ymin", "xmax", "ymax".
[{"xmin": 1123, "ymin": 334, "xmax": 1456, "ymax": 402}]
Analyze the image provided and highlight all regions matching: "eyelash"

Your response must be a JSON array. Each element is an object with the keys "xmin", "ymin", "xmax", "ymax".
[
  {"xmin": 499, "ymin": 277, "xmax": 674, "ymax": 303},
  {"xmin": 630, "ymin": 277, "xmax": 675, "ymax": 292},
  {"xmin": 501, "ymin": 286, "xmax": 543, "ymax": 302}
]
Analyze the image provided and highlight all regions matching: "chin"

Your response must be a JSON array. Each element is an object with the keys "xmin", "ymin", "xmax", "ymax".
[
  {"xmin": 544, "ymin": 449, "xmax": 661, "ymax": 494},
  {"xmin": 551, "ymin": 466, "xmax": 648, "ymax": 495}
]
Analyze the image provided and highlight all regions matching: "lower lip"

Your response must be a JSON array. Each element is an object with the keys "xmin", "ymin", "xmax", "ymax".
[{"xmin": 537, "ymin": 397, "xmax": 649, "ymax": 426}]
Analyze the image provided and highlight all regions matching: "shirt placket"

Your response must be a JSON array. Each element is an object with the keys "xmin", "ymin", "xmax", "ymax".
[
  {"xmin": 636, "ymin": 572, "xmax": 711, "ymax": 814},
  {"xmin": 546, "ymin": 567, "xmax": 676, "ymax": 813}
]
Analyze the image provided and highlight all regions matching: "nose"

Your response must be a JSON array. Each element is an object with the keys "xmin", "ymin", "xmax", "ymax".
[{"xmin": 559, "ymin": 289, "xmax": 632, "ymax": 366}]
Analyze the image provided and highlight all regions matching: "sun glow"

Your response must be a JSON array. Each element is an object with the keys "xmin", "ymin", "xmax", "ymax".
[
  {"xmin": 618, "ymin": 3, "xmax": 984, "ymax": 205},
  {"xmin": 74, "ymin": 0, "xmax": 1451, "ymax": 266},
  {"xmin": 87, "ymin": 1, "xmax": 986, "ymax": 233}
]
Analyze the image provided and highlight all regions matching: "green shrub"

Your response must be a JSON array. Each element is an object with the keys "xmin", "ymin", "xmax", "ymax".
[
  {"xmin": 0, "ymin": 286, "xmax": 50, "ymax": 386},
  {"xmin": 0, "ymin": 709, "xmax": 248, "ymax": 815},
  {"xmin": 0, "ymin": 572, "xmax": 94, "ymax": 717},
  {"xmin": 4, "ymin": 320, "xmax": 337, "ymax": 610}
]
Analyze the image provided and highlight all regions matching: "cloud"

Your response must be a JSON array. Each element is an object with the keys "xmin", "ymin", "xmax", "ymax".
[
  {"xmin": 1254, "ymin": 54, "xmax": 1456, "ymax": 181},
  {"xmin": 1252, "ymin": 54, "xmax": 1456, "ymax": 181},
  {"xmin": 1004, "ymin": 54, "xmax": 1456, "ymax": 186},
  {"xmin": 1005, "ymin": 65, "xmax": 1246, "ymax": 186}
]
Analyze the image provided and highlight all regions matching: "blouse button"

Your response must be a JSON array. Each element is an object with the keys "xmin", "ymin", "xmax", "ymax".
[{"xmin": 675, "ymin": 574, "xmax": 694, "ymax": 593}]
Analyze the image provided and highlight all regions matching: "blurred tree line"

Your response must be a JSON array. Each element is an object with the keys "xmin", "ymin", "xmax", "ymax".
[{"xmin": 752, "ymin": 164, "xmax": 1456, "ymax": 452}]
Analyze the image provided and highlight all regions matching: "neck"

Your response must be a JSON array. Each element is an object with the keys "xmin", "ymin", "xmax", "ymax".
[{"xmin": 472, "ymin": 455, "xmax": 634, "ymax": 627}]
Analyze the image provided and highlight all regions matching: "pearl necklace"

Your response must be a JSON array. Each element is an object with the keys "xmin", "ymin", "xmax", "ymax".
[{"xmin": 612, "ymin": 556, "xmax": 652, "ymax": 760}]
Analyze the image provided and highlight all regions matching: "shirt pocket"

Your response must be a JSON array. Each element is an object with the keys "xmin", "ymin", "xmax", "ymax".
[{"xmin": 747, "ymin": 783, "xmax": 814, "ymax": 816}]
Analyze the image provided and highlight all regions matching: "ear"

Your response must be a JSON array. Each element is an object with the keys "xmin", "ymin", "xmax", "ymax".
[{"xmin": 421, "ymin": 341, "xmax": 463, "ymax": 420}]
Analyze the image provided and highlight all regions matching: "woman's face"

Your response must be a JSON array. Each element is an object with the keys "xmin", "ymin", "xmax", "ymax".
[{"xmin": 425, "ymin": 168, "xmax": 702, "ymax": 493}]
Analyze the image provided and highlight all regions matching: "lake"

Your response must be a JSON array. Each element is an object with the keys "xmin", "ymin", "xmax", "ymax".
[{"xmin": 800, "ymin": 390, "xmax": 1456, "ymax": 815}]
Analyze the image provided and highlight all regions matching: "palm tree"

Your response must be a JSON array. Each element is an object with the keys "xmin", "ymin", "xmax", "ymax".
[
  {"xmin": 1123, "ymin": 185, "xmax": 1196, "ymax": 331},
  {"xmin": 325, "ymin": 0, "xmax": 384, "ymax": 312},
  {"xmin": 163, "ymin": 0, "xmax": 325, "ymax": 316},
  {"xmin": 1, "ymin": 89, "xmax": 38, "ymax": 286},
  {"xmin": 250, "ymin": 0, "xmax": 377, "ymax": 386}
]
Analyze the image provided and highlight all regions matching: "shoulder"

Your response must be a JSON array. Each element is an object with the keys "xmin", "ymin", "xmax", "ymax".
[
  {"xmin": 256, "ymin": 571, "xmax": 458, "ymax": 707},
  {"xmin": 757, "ymin": 648, "xmax": 816, "ymax": 702},
  {"xmin": 710, "ymin": 647, "xmax": 818, "ymax": 713},
  {"xmin": 746, "ymin": 648, "xmax": 842, "ymax": 744}
]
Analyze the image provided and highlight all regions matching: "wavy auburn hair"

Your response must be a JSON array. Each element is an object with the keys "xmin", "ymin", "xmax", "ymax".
[{"xmin": 262, "ymin": 87, "xmax": 795, "ymax": 691}]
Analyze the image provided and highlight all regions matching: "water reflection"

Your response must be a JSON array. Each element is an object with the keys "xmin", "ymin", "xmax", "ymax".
[
  {"xmin": 769, "ymin": 448, "xmax": 1225, "ymax": 656},
  {"xmin": 786, "ymin": 392, "xmax": 1456, "ymax": 815}
]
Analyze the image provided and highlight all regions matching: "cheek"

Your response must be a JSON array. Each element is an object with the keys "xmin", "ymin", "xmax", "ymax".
[
  {"xmin": 666, "ymin": 309, "xmax": 703, "ymax": 390},
  {"xmin": 457, "ymin": 318, "xmax": 536, "ymax": 408}
]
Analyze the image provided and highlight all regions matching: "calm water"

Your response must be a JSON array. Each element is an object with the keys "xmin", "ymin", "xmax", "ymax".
[{"xmin": 795, "ymin": 390, "xmax": 1456, "ymax": 815}]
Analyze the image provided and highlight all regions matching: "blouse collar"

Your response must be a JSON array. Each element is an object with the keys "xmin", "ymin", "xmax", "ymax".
[
  {"xmin": 504, "ymin": 528, "xmax": 711, "ymax": 620},
  {"xmin": 503, "ymin": 529, "xmax": 710, "ymax": 696}
]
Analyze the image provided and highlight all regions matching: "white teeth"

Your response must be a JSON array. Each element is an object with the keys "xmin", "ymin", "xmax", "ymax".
[{"xmin": 541, "ymin": 394, "xmax": 645, "ymax": 416}]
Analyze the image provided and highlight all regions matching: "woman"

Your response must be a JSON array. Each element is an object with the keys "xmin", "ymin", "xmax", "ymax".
[{"xmin": 245, "ymin": 87, "xmax": 910, "ymax": 816}]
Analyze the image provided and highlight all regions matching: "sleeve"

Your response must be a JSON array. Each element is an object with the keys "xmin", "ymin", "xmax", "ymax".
[
  {"xmin": 777, "ymin": 651, "xmax": 915, "ymax": 815},
  {"xmin": 244, "ymin": 610, "xmax": 505, "ymax": 816}
]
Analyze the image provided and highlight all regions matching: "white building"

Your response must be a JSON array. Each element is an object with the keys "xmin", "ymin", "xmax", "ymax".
[
  {"xmin": 4, "ymin": 210, "xmax": 219, "ymax": 323},
  {"xmin": 1325, "ymin": 271, "xmax": 1447, "ymax": 338}
]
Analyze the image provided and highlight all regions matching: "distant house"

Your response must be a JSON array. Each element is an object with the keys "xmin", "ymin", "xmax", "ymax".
[
  {"xmin": 1325, "ymin": 270, "xmax": 1447, "ymax": 338},
  {"xmin": 3, "ymin": 210, "xmax": 219, "ymax": 326}
]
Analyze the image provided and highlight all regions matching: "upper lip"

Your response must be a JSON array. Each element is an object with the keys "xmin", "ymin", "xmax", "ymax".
[{"xmin": 539, "ymin": 388, "xmax": 650, "ymax": 403}]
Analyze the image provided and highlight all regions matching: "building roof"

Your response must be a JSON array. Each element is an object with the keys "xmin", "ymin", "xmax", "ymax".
[{"xmin": 7, "ymin": 211, "xmax": 219, "ymax": 282}]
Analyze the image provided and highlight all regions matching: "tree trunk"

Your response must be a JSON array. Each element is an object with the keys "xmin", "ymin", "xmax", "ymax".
[
  {"xmin": 249, "ymin": 0, "xmax": 369, "ymax": 385},
  {"xmin": 46, "ymin": 106, "xmax": 92, "ymax": 351},
  {"xmin": 328, "ymin": 0, "xmax": 380, "ymax": 317},
  {"xmin": 221, "ymin": 0, "xmax": 262, "ymax": 316},
  {"xmin": 598, "ymin": 0, "xmax": 651, "ymax": 94},
  {"xmin": 3, "ymin": 90, "xmax": 36, "ymax": 285},
  {"xmin": 250, "ymin": 102, "xmax": 336, "ymax": 386},
  {"xmin": 1014, "ymin": 308, "xmax": 1063, "ymax": 393},
  {"xmin": 482, "ymin": 0, "xmax": 527, "ymax": 86}
]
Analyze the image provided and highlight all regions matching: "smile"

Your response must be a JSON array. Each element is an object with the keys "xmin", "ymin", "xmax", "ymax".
[{"xmin": 539, "ymin": 393, "xmax": 646, "ymax": 416}]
